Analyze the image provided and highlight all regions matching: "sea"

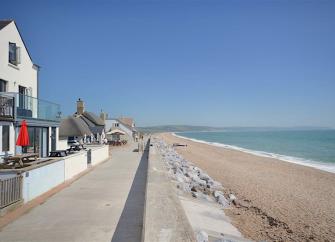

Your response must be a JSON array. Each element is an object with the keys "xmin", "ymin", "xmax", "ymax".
[{"xmin": 174, "ymin": 128, "xmax": 335, "ymax": 173}]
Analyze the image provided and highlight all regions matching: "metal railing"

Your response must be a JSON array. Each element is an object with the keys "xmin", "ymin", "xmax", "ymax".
[
  {"xmin": 0, "ymin": 175, "xmax": 23, "ymax": 209},
  {"xmin": 0, "ymin": 93, "xmax": 15, "ymax": 121}
]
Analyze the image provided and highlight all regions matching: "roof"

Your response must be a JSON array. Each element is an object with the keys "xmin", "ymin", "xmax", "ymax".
[
  {"xmin": 59, "ymin": 116, "xmax": 92, "ymax": 138},
  {"xmin": 117, "ymin": 117, "xmax": 138, "ymax": 132},
  {"xmin": 0, "ymin": 20, "xmax": 12, "ymax": 30},
  {"xmin": 70, "ymin": 111, "xmax": 105, "ymax": 135},
  {"xmin": 118, "ymin": 117, "xmax": 134, "ymax": 128},
  {"xmin": 83, "ymin": 112, "xmax": 105, "ymax": 126}
]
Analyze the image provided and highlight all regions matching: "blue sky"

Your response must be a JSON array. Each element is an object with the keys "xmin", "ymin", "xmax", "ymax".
[{"xmin": 1, "ymin": 0, "xmax": 335, "ymax": 127}]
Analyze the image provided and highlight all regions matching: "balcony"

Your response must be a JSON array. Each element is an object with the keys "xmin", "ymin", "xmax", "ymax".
[
  {"xmin": 1, "ymin": 93, "xmax": 61, "ymax": 122},
  {"xmin": 0, "ymin": 93, "xmax": 15, "ymax": 121}
]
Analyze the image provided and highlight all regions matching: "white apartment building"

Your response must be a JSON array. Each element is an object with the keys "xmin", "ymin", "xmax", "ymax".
[{"xmin": 0, "ymin": 20, "xmax": 61, "ymax": 158}]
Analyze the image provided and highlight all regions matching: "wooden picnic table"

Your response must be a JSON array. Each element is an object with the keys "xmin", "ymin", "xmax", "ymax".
[
  {"xmin": 49, "ymin": 150, "xmax": 68, "ymax": 157},
  {"xmin": 67, "ymin": 144, "xmax": 86, "ymax": 152},
  {"xmin": 3, "ymin": 153, "xmax": 39, "ymax": 168}
]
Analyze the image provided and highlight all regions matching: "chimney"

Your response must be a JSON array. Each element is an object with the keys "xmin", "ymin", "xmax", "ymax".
[
  {"xmin": 100, "ymin": 110, "xmax": 108, "ymax": 121},
  {"xmin": 77, "ymin": 98, "xmax": 85, "ymax": 115}
]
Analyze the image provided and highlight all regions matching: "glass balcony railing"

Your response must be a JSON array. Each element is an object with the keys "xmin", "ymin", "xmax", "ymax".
[
  {"xmin": 0, "ymin": 93, "xmax": 61, "ymax": 122},
  {"xmin": 15, "ymin": 93, "xmax": 61, "ymax": 122}
]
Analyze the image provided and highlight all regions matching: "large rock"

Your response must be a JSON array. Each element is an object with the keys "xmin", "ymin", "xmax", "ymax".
[
  {"xmin": 199, "ymin": 172, "xmax": 211, "ymax": 182},
  {"xmin": 214, "ymin": 190, "xmax": 224, "ymax": 198},
  {"xmin": 208, "ymin": 180, "xmax": 223, "ymax": 191},
  {"xmin": 217, "ymin": 194, "xmax": 229, "ymax": 207},
  {"xmin": 156, "ymin": 139, "xmax": 230, "ymax": 208},
  {"xmin": 228, "ymin": 194, "xmax": 237, "ymax": 204},
  {"xmin": 214, "ymin": 190, "xmax": 229, "ymax": 207},
  {"xmin": 177, "ymin": 183, "xmax": 191, "ymax": 193},
  {"xmin": 196, "ymin": 230, "xmax": 208, "ymax": 242}
]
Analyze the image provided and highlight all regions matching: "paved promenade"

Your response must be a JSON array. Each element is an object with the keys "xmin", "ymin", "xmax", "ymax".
[{"xmin": 0, "ymin": 142, "xmax": 148, "ymax": 242}]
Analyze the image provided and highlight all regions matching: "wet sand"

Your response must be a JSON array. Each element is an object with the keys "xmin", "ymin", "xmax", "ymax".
[{"xmin": 158, "ymin": 133, "xmax": 335, "ymax": 241}]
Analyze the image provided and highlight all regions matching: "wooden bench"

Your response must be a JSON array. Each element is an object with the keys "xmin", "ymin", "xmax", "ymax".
[{"xmin": 3, "ymin": 153, "xmax": 39, "ymax": 168}]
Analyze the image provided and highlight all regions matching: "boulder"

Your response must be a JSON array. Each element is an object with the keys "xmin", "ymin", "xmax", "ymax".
[
  {"xmin": 175, "ymin": 173, "xmax": 185, "ymax": 183},
  {"xmin": 228, "ymin": 194, "xmax": 237, "ymax": 204},
  {"xmin": 209, "ymin": 181, "xmax": 223, "ymax": 190},
  {"xmin": 213, "ymin": 191, "xmax": 229, "ymax": 207},
  {"xmin": 217, "ymin": 194, "xmax": 229, "ymax": 207},
  {"xmin": 177, "ymin": 183, "xmax": 191, "ymax": 193},
  {"xmin": 199, "ymin": 172, "xmax": 211, "ymax": 182},
  {"xmin": 192, "ymin": 192, "xmax": 213, "ymax": 202},
  {"xmin": 196, "ymin": 230, "xmax": 209, "ymax": 242},
  {"xmin": 214, "ymin": 190, "xmax": 224, "ymax": 198}
]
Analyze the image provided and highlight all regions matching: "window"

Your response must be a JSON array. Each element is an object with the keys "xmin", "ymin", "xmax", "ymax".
[
  {"xmin": 8, "ymin": 42, "xmax": 20, "ymax": 65},
  {"xmin": 18, "ymin": 85, "xmax": 27, "ymax": 109},
  {"xmin": 51, "ymin": 127, "xmax": 57, "ymax": 151},
  {"xmin": 2, "ymin": 125, "xmax": 10, "ymax": 152},
  {"xmin": 0, "ymin": 80, "xmax": 7, "ymax": 92}
]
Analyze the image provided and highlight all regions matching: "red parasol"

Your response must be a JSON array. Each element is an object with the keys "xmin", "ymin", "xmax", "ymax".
[{"xmin": 16, "ymin": 120, "xmax": 30, "ymax": 146}]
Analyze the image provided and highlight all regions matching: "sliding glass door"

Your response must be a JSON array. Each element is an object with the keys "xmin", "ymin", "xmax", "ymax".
[{"xmin": 20, "ymin": 126, "xmax": 49, "ymax": 157}]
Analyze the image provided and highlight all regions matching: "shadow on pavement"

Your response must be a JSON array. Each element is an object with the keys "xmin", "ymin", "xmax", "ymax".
[{"xmin": 111, "ymin": 141, "xmax": 149, "ymax": 242}]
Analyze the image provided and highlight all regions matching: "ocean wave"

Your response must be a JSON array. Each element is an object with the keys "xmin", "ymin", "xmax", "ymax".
[{"xmin": 172, "ymin": 133, "xmax": 335, "ymax": 174}]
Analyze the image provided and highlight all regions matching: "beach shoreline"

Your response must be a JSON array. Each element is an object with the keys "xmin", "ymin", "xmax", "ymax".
[
  {"xmin": 172, "ymin": 132, "xmax": 335, "ymax": 174},
  {"xmin": 158, "ymin": 133, "xmax": 335, "ymax": 241}
]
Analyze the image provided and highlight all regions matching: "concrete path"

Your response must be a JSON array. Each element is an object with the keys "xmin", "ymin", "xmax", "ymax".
[{"xmin": 0, "ymin": 142, "xmax": 148, "ymax": 242}]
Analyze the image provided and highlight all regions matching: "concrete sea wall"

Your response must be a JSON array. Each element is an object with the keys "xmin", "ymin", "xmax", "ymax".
[{"xmin": 142, "ymin": 139, "xmax": 195, "ymax": 242}]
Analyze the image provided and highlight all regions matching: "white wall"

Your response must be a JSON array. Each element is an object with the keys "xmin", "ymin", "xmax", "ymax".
[
  {"xmin": 22, "ymin": 159, "xmax": 65, "ymax": 202},
  {"xmin": 1, "ymin": 144, "xmax": 109, "ymax": 206},
  {"xmin": 64, "ymin": 152, "xmax": 88, "ymax": 180},
  {"xmin": 0, "ymin": 22, "xmax": 38, "ymax": 97},
  {"xmin": 90, "ymin": 145, "xmax": 109, "ymax": 166},
  {"xmin": 105, "ymin": 119, "xmax": 133, "ymax": 137},
  {"xmin": 104, "ymin": 119, "xmax": 118, "ymax": 131}
]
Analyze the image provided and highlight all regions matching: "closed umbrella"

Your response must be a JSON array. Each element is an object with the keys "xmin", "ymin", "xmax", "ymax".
[
  {"xmin": 101, "ymin": 130, "xmax": 106, "ymax": 144},
  {"xmin": 101, "ymin": 129, "xmax": 105, "ymax": 139},
  {"xmin": 16, "ymin": 120, "xmax": 30, "ymax": 146},
  {"xmin": 97, "ymin": 132, "xmax": 100, "ymax": 143}
]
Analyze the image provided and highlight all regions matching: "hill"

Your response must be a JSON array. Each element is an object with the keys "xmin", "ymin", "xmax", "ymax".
[{"xmin": 137, "ymin": 125, "xmax": 224, "ymax": 133}]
